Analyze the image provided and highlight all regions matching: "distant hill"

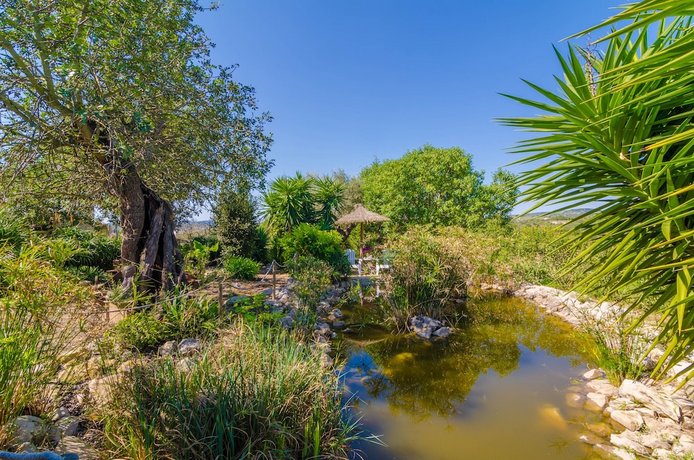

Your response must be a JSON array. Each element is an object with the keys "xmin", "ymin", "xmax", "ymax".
[{"xmin": 514, "ymin": 208, "xmax": 593, "ymax": 224}]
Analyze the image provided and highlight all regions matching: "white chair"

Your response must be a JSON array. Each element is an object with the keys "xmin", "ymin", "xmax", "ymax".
[{"xmin": 345, "ymin": 249, "xmax": 361, "ymax": 275}]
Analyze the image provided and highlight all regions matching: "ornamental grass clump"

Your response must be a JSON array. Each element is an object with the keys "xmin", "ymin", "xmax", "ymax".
[{"xmin": 101, "ymin": 323, "xmax": 358, "ymax": 459}]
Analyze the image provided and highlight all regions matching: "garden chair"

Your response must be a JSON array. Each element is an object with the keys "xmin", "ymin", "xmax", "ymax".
[{"xmin": 345, "ymin": 249, "xmax": 362, "ymax": 275}]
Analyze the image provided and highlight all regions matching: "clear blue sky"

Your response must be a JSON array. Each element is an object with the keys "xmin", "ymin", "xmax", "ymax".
[{"xmin": 196, "ymin": 1, "xmax": 616, "ymax": 210}]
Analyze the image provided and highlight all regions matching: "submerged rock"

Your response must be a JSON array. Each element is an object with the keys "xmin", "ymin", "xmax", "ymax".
[{"xmin": 409, "ymin": 315, "xmax": 448, "ymax": 340}]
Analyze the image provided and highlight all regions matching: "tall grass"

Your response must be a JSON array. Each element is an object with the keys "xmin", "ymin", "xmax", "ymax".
[
  {"xmin": 0, "ymin": 241, "xmax": 87, "ymax": 445},
  {"xmin": 102, "ymin": 323, "xmax": 358, "ymax": 459}
]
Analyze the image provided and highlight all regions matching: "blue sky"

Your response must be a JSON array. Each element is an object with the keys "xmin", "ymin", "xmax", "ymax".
[{"xmin": 196, "ymin": 1, "xmax": 616, "ymax": 210}]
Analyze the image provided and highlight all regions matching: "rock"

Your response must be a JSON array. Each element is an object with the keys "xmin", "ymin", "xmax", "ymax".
[
  {"xmin": 565, "ymin": 392, "xmax": 585, "ymax": 408},
  {"xmin": 651, "ymin": 448, "xmax": 673, "ymax": 460},
  {"xmin": 158, "ymin": 340, "xmax": 177, "ymax": 356},
  {"xmin": 315, "ymin": 322, "xmax": 331, "ymax": 336},
  {"xmin": 330, "ymin": 308, "xmax": 343, "ymax": 319},
  {"xmin": 279, "ymin": 315, "xmax": 293, "ymax": 329},
  {"xmin": 610, "ymin": 431, "xmax": 649, "ymax": 456},
  {"xmin": 583, "ymin": 368, "xmax": 606, "ymax": 380},
  {"xmin": 332, "ymin": 320, "xmax": 346, "ymax": 329},
  {"xmin": 619, "ymin": 379, "xmax": 683, "ymax": 422},
  {"xmin": 177, "ymin": 357, "xmax": 196, "ymax": 372},
  {"xmin": 579, "ymin": 432, "xmax": 603, "ymax": 445},
  {"xmin": 15, "ymin": 441, "xmax": 37, "ymax": 452},
  {"xmin": 674, "ymin": 433, "xmax": 694, "ymax": 455},
  {"xmin": 609, "ymin": 397, "xmax": 638, "ymax": 411},
  {"xmin": 225, "ymin": 295, "xmax": 249, "ymax": 308},
  {"xmin": 178, "ymin": 338, "xmax": 201, "ymax": 356},
  {"xmin": 432, "ymin": 327, "xmax": 452, "ymax": 338},
  {"xmin": 409, "ymin": 315, "xmax": 442, "ymax": 340},
  {"xmin": 51, "ymin": 407, "xmax": 70, "ymax": 422},
  {"xmin": 610, "ymin": 409, "xmax": 644, "ymax": 431},
  {"xmin": 640, "ymin": 433, "xmax": 671, "ymax": 451},
  {"xmin": 58, "ymin": 436, "xmax": 99, "ymax": 460},
  {"xmin": 55, "ymin": 416, "xmax": 81, "ymax": 438},
  {"xmin": 585, "ymin": 392, "xmax": 609, "ymax": 411},
  {"xmin": 593, "ymin": 443, "xmax": 634, "ymax": 460},
  {"xmin": 586, "ymin": 379, "xmax": 618, "ymax": 397},
  {"xmin": 586, "ymin": 422, "xmax": 612, "ymax": 438},
  {"xmin": 11, "ymin": 415, "xmax": 44, "ymax": 444}
]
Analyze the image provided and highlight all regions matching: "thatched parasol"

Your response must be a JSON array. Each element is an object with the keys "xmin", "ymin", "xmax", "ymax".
[{"xmin": 335, "ymin": 204, "xmax": 389, "ymax": 256}]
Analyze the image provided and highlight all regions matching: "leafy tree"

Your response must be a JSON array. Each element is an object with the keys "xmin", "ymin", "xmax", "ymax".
[
  {"xmin": 501, "ymin": 3, "xmax": 694, "ymax": 380},
  {"xmin": 213, "ymin": 183, "xmax": 258, "ymax": 259},
  {"xmin": 0, "ymin": 0, "xmax": 272, "ymax": 290},
  {"xmin": 261, "ymin": 174, "xmax": 315, "ymax": 236},
  {"xmin": 360, "ymin": 145, "xmax": 517, "ymax": 229}
]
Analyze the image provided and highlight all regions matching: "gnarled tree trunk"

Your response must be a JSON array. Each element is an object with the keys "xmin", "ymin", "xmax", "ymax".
[{"xmin": 116, "ymin": 165, "xmax": 184, "ymax": 292}]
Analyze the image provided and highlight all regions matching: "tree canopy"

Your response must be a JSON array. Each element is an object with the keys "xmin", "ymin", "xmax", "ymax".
[{"xmin": 359, "ymin": 145, "xmax": 517, "ymax": 229}]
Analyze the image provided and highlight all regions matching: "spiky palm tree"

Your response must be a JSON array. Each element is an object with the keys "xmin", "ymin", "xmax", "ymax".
[
  {"xmin": 501, "ymin": 4, "xmax": 694, "ymax": 382},
  {"xmin": 261, "ymin": 174, "xmax": 315, "ymax": 236},
  {"xmin": 312, "ymin": 177, "xmax": 345, "ymax": 229}
]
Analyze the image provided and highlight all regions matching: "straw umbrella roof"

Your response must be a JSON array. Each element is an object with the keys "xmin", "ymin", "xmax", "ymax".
[{"xmin": 335, "ymin": 204, "xmax": 389, "ymax": 227}]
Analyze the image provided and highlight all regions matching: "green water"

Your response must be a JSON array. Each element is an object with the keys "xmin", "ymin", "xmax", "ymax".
[{"xmin": 338, "ymin": 296, "xmax": 614, "ymax": 460}]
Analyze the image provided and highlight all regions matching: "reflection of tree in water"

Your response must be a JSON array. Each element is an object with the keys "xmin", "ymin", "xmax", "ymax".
[{"xmin": 343, "ymin": 296, "xmax": 591, "ymax": 418}]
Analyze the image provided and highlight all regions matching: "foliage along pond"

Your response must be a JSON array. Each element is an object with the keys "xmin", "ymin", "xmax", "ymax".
[{"xmin": 337, "ymin": 296, "xmax": 612, "ymax": 460}]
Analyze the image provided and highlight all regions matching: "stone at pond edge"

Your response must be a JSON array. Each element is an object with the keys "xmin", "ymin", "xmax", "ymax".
[
  {"xmin": 583, "ymin": 368, "xmax": 606, "ymax": 380},
  {"xmin": 178, "ymin": 338, "xmax": 201, "ymax": 356},
  {"xmin": 409, "ymin": 315, "xmax": 443, "ymax": 340},
  {"xmin": 610, "ymin": 431, "xmax": 650, "ymax": 457},
  {"xmin": 432, "ymin": 326, "xmax": 452, "ymax": 338},
  {"xmin": 565, "ymin": 392, "xmax": 585, "ymax": 409},
  {"xmin": 585, "ymin": 392, "xmax": 609, "ymax": 411},
  {"xmin": 609, "ymin": 409, "xmax": 644, "ymax": 432},
  {"xmin": 619, "ymin": 379, "xmax": 683, "ymax": 422}
]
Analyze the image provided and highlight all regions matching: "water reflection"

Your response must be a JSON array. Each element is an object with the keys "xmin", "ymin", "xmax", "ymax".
[{"xmin": 338, "ymin": 296, "xmax": 601, "ymax": 460}]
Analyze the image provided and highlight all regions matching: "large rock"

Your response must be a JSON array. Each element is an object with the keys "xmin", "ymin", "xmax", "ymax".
[
  {"xmin": 11, "ymin": 416, "xmax": 44, "ymax": 444},
  {"xmin": 585, "ymin": 392, "xmax": 608, "ymax": 411},
  {"xmin": 674, "ymin": 433, "xmax": 694, "ymax": 455},
  {"xmin": 87, "ymin": 374, "xmax": 120, "ymax": 408},
  {"xmin": 610, "ymin": 431, "xmax": 649, "ymax": 457},
  {"xmin": 586, "ymin": 379, "xmax": 618, "ymax": 397},
  {"xmin": 619, "ymin": 379, "xmax": 683, "ymax": 422},
  {"xmin": 55, "ymin": 416, "xmax": 81, "ymax": 438},
  {"xmin": 610, "ymin": 410, "xmax": 644, "ymax": 431},
  {"xmin": 158, "ymin": 340, "xmax": 177, "ymax": 356},
  {"xmin": 583, "ymin": 368, "xmax": 606, "ymax": 380},
  {"xmin": 432, "ymin": 326, "xmax": 452, "ymax": 338},
  {"xmin": 178, "ymin": 338, "xmax": 201, "ymax": 356},
  {"xmin": 409, "ymin": 315, "xmax": 442, "ymax": 340}
]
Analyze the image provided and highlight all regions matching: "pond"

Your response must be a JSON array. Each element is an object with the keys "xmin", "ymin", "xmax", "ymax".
[{"xmin": 337, "ymin": 295, "xmax": 614, "ymax": 460}]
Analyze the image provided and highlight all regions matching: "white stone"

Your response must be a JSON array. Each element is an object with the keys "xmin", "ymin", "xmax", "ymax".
[
  {"xmin": 583, "ymin": 368, "xmax": 606, "ymax": 380},
  {"xmin": 610, "ymin": 410, "xmax": 644, "ymax": 431},
  {"xmin": 620, "ymin": 379, "xmax": 683, "ymax": 422},
  {"xmin": 52, "ymin": 406, "xmax": 70, "ymax": 422},
  {"xmin": 610, "ymin": 431, "xmax": 649, "ymax": 456},
  {"xmin": 675, "ymin": 433, "xmax": 694, "ymax": 455},
  {"xmin": 586, "ymin": 378, "xmax": 618, "ymax": 397},
  {"xmin": 585, "ymin": 392, "xmax": 609, "ymax": 411},
  {"xmin": 432, "ymin": 327, "xmax": 452, "ymax": 338}
]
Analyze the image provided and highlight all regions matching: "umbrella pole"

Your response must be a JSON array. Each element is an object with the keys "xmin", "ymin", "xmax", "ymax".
[{"xmin": 360, "ymin": 223, "xmax": 364, "ymax": 258}]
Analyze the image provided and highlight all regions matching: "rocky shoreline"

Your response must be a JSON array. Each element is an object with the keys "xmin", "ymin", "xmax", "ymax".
[{"xmin": 513, "ymin": 283, "xmax": 694, "ymax": 459}]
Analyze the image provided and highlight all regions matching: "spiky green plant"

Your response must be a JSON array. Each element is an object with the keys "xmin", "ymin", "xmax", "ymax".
[
  {"xmin": 261, "ymin": 174, "xmax": 315, "ymax": 236},
  {"xmin": 500, "ymin": 5, "xmax": 694, "ymax": 382},
  {"xmin": 313, "ymin": 176, "xmax": 345, "ymax": 229}
]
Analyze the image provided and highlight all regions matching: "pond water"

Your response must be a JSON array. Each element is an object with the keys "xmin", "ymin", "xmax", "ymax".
[{"xmin": 338, "ymin": 296, "xmax": 612, "ymax": 460}]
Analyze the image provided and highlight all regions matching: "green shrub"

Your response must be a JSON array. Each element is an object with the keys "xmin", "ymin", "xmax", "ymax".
[
  {"xmin": 53, "ymin": 226, "xmax": 120, "ymax": 270},
  {"xmin": 66, "ymin": 265, "xmax": 109, "ymax": 283},
  {"xmin": 228, "ymin": 295, "xmax": 282, "ymax": 326},
  {"xmin": 101, "ymin": 324, "xmax": 357, "ymax": 459},
  {"xmin": 108, "ymin": 312, "xmax": 171, "ymax": 352},
  {"xmin": 381, "ymin": 227, "xmax": 469, "ymax": 330},
  {"xmin": 223, "ymin": 256, "xmax": 260, "ymax": 280},
  {"xmin": 0, "ymin": 211, "xmax": 28, "ymax": 249},
  {"xmin": 280, "ymin": 223, "xmax": 349, "ymax": 276},
  {"xmin": 288, "ymin": 255, "xmax": 333, "ymax": 314},
  {"xmin": 181, "ymin": 239, "xmax": 219, "ymax": 279}
]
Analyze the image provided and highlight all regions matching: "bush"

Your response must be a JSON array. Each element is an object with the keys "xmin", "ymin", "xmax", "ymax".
[
  {"xmin": 0, "ymin": 211, "xmax": 28, "ymax": 249},
  {"xmin": 228, "ymin": 295, "xmax": 283, "ymax": 326},
  {"xmin": 101, "ymin": 324, "xmax": 357, "ymax": 459},
  {"xmin": 287, "ymin": 255, "xmax": 333, "ymax": 315},
  {"xmin": 108, "ymin": 311, "xmax": 170, "ymax": 352},
  {"xmin": 223, "ymin": 256, "xmax": 260, "ymax": 281},
  {"xmin": 181, "ymin": 239, "xmax": 220, "ymax": 279},
  {"xmin": 53, "ymin": 226, "xmax": 120, "ymax": 270},
  {"xmin": 381, "ymin": 227, "xmax": 469, "ymax": 330},
  {"xmin": 280, "ymin": 224, "xmax": 349, "ymax": 276}
]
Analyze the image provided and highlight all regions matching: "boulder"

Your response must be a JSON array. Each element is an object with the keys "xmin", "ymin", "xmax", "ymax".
[
  {"xmin": 610, "ymin": 410, "xmax": 644, "ymax": 432},
  {"xmin": 586, "ymin": 379, "xmax": 618, "ymax": 397},
  {"xmin": 409, "ymin": 315, "xmax": 443, "ymax": 340},
  {"xmin": 586, "ymin": 422, "xmax": 612, "ymax": 438},
  {"xmin": 158, "ymin": 340, "xmax": 177, "ymax": 356},
  {"xmin": 331, "ymin": 320, "xmax": 346, "ymax": 329},
  {"xmin": 674, "ymin": 433, "xmax": 694, "ymax": 455},
  {"xmin": 87, "ymin": 374, "xmax": 120, "ymax": 408},
  {"xmin": 565, "ymin": 392, "xmax": 585, "ymax": 409},
  {"xmin": 610, "ymin": 431, "xmax": 649, "ymax": 457},
  {"xmin": 55, "ymin": 416, "xmax": 81, "ymax": 438},
  {"xmin": 619, "ymin": 379, "xmax": 682, "ymax": 422},
  {"xmin": 11, "ymin": 416, "xmax": 44, "ymax": 444},
  {"xmin": 51, "ymin": 407, "xmax": 70, "ymax": 423},
  {"xmin": 178, "ymin": 338, "xmax": 201, "ymax": 356},
  {"xmin": 315, "ymin": 322, "xmax": 331, "ymax": 336},
  {"xmin": 585, "ymin": 392, "xmax": 609, "ymax": 411}
]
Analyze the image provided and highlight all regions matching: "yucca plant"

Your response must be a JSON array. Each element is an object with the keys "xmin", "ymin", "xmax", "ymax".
[
  {"xmin": 261, "ymin": 174, "xmax": 316, "ymax": 235},
  {"xmin": 500, "ymin": 4, "xmax": 694, "ymax": 382}
]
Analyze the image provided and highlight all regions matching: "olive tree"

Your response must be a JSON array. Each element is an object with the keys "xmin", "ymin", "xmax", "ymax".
[{"xmin": 0, "ymin": 0, "xmax": 272, "ymax": 290}]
